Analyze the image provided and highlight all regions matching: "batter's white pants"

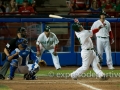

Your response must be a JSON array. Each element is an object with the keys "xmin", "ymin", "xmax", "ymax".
[
  {"xmin": 97, "ymin": 38, "xmax": 113, "ymax": 66},
  {"xmin": 71, "ymin": 50, "xmax": 105, "ymax": 79},
  {"xmin": 37, "ymin": 46, "xmax": 61, "ymax": 70}
]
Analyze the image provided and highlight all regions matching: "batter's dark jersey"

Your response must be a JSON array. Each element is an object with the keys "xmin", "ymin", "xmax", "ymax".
[{"xmin": 2, "ymin": 37, "xmax": 19, "ymax": 60}]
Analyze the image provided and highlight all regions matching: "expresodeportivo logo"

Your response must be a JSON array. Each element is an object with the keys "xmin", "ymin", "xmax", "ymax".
[{"xmin": 47, "ymin": 71, "xmax": 120, "ymax": 78}]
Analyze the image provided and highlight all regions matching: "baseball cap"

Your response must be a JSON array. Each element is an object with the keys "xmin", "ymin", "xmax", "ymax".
[
  {"xmin": 17, "ymin": 27, "xmax": 26, "ymax": 33},
  {"xmin": 44, "ymin": 26, "xmax": 50, "ymax": 32},
  {"xmin": 72, "ymin": 23, "xmax": 82, "ymax": 32}
]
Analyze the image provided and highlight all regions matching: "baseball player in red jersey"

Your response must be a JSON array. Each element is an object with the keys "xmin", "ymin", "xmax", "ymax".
[
  {"xmin": 70, "ymin": 19, "xmax": 109, "ymax": 80},
  {"xmin": 36, "ymin": 26, "xmax": 61, "ymax": 70},
  {"xmin": 91, "ymin": 12, "xmax": 114, "ymax": 69}
]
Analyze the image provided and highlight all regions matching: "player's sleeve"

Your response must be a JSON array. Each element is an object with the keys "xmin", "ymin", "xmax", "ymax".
[
  {"xmin": 90, "ymin": 22, "xmax": 96, "ymax": 31},
  {"xmin": 29, "ymin": 49, "xmax": 39, "ymax": 63},
  {"xmin": 108, "ymin": 22, "xmax": 114, "ymax": 39},
  {"xmin": 53, "ymin": 34, "xmax": 59, "ymax": 45},
  {"xmin": 108, "ymin": 22, "xmax": 111, "ymax": 32},
  {"xmin": 36, "ymin": 35, "xmax": 42, "ymax": 45},
  {"xmin": 86, "ymin": 30, "xmax": 93, "ymax": 38},
  {"xmin": 29, "ymin": 49, "xmax": 39, "ymax": 70},
  {"xmin": 10, "ymin": 50, "xmax": 19, "ymax": 59},
  {"xmin": 5, "ymin": 38, "xmax": 16, "ymax": 49}
]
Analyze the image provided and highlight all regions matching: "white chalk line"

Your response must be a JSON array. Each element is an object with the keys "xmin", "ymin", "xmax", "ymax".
[
  {"xmin": 1, "ymin": 79, "xmax": 119, "ymax": 90},
  {"xmin": 77, "ymin": 82, "xmax": 102, "ymax": 90}
]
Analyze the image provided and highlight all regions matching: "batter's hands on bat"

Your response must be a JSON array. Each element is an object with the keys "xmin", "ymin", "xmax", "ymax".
[{"xmin": 74, "ymin": 18, "xmax": 79, "ymax": 23}]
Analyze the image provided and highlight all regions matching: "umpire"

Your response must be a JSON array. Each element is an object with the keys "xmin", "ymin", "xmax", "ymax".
[{"xmin": 0, "ymin": 27, "xmax": 27, "ymax": 79}]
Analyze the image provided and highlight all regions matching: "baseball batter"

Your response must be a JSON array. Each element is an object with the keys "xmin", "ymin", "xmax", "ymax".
[
  {"xmin": 7, "ymin": 38, "xmax": 39, "ymax": 80},
  {"xmin": 91, "ymin": 12, "xmax": 114, "ymax": 69},
  {"xmin": 36, "ymin": 26, "xmax": 61, "ymax": 70},
  {"xmin": 70, "ymin": 19, "xmax": 109, "ymax": 80}
]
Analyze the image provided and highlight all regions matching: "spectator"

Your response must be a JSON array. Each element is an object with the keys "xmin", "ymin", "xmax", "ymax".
[
  {"xmin": 6, "ymin": 0, "xmax": 18, "ymax": 14},
  {"xmin": 87, "ymin": 1, "xmax": 102, "ymax": 17},
  {"xmin": 18, "ymin": 0, "xmax": 35, "ymax": 15},
  {"xmin": 101, "ymin": 0, "xmax": 116, "ymax": 17},
  {"xmin": 115, "ymin": 0, "xmax": 120, "ymax": 11},
  {"xmin": 85, "ymin": 0, "xmax": 91, "ymax": 10},
  {"xmin": 75, "ymin": 0, "xmax": 86, "ymax": 10},
  {"xmin": 114, "ymin": 0, "xmax": 120, "ymax": 17},
  {"xmin": 67, "ymin": 0, "xmax": 87, "ymax": 11},
  {"xmin": 0, "ymin": 0, "xmax": 6, "ymax": 14},
  {"xmin": 102, "ymin": 0, "xmax": 115, "ymax": 12},
  {"xmin": 66, "ymin": 0, "xmax": 73, "ymax": 11},
  {"xmin": 31, "ymin": 1, "xmax": 36, "ymax": 13},
  {"xmin": 16, "ymin": 0, "xmax": 33, "ymax": 8}
]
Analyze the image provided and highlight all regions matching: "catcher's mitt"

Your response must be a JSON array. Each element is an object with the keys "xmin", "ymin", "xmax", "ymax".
[{"xmin": 38, "ymin": 60, "xmax": 47, "ymax": 67}]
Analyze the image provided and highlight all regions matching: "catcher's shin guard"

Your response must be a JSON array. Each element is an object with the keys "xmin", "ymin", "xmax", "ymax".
[
  {"xmin": 30, "ymin": 67, "xmax": 39, "ymax": 76},
  {"xmin": 8, "ymin": 59, "xmax": 18, "ymax": 79},
  {"xmin": 24, "ymin": 67, "xmax": 39, "ymax": 80}
]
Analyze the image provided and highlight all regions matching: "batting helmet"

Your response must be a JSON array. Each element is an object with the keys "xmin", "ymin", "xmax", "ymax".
[
  {"xmin": 16, "ymin": 38, "xmax": 28, "ymax": 49},
  {"xmin": 44, "ymin": 26, "xmax": 50, "ymax": 32},
  {"xmin": 72, "ymin": 23, "xmax": 82, "ymax": 32}
]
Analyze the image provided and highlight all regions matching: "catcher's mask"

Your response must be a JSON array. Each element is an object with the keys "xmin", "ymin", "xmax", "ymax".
[
  {"xmin": 44, "ymin": 26, "xmax": 50, "ymax": 32},
  {"xmin": 72, "ymin": 23, "xmax": 82, "ymax": 32},
  {"xmin": 16, "ymin": 38, "xmax": 28, "ymax": 49},
  {"xmin": 17, "ymin": 27, "xmax": 27, "ymax": 38}
]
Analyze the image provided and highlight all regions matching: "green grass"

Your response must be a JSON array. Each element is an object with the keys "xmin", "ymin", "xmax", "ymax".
[
  {"xmin": 6, "ymin": 68, "xmax": 120, "ymax": 78},
  {"xmin": 0, "ymin": 85, "xmax": 11, "ymax": 90}
]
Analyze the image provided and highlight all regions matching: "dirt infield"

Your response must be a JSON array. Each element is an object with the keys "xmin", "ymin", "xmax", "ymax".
[{"xmin": 0, "ymin": 66, "xmax": 120, "ymax": 90}]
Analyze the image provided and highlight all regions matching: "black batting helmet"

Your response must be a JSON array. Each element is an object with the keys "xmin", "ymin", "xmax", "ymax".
[
  {"xmin": 72, "ymin": 23, "xmax": 82, "ymax": 32},
  {"xmin": 44, "ymin": 26, "xmax": 50, "ymax": 32}
]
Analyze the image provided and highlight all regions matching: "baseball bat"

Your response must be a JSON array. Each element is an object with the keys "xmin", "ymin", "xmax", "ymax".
[
  {"xmin": 94, "ymin": 48, "xmax": 103, "ymax": 65},
  {"xmin": 49, "ymin": 14, "xmax": 73, "ymax": 20}
]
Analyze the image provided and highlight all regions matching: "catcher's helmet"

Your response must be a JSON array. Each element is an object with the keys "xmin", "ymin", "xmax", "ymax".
[
  {"xmin": 72, "ymin": 23, "xmax": 82, "ymax": 32},
  {"xmin": 44, "ymin": 26, "xmax": 50, "ymax": 32},
  {"xmin": 16, "ymin": 38, "xmax": 28, "ymax": 48}
]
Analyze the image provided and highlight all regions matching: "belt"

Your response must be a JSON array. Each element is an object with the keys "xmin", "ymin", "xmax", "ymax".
[
  {"xmin": 86, "ymin": 48, "xmax": 94, "ymax": 50},
  {"xmin": 97, "ymin": 36, "xmax": 108, "ymax": 38}
]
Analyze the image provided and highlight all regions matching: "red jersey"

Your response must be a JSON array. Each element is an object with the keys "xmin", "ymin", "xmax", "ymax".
[
  {"xmin": 19, "ymin": 6, "xmax": 34, "ymax": 15},
  {"xmin": 74, "ymin": 0, "xmax": 85, "ymax": 7}
]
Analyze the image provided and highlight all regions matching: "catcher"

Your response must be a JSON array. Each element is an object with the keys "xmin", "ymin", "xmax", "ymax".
[{"xmin": 7, "ymin": 38, "xmax": 46, "ymax": 80}]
